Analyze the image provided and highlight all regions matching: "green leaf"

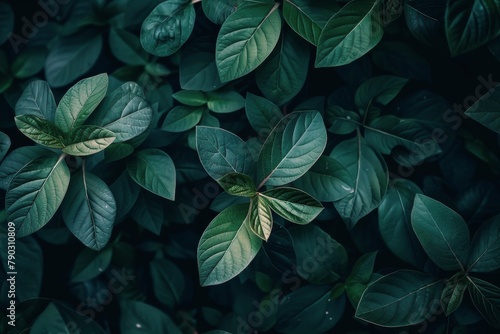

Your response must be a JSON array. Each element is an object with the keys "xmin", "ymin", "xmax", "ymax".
[
  {"xmin": 216, "ymin": 1, "xmax": 282, "ymax": 82},
  {"xmin": 354, "ymin": 75, "xmax": 409, "ymax": 113},
  {"xmin": 197, "ymin": 203, "xmax": 262, "ymax": 286},
  {"xmin": 179, "ymin": 36, "xmax": 224, "ymax": 91},
  {"xmin": 162, "ymin": 106, "xmax": 204, "ymax": 133},
  {"xmin": 245, "ymin": 93, "xmax": 283, "ymax": 136},
  {"xmin": 0, "ymin": 2, "xmax": 13, "ymax": 45},
  {"xmin": 0, "ymin": 146, "xmax": 52, "ymax": 190},
  {"xmin": 441, "ymin": 272, "xmax": 469, "ymax": 316},
  {"xmin": 346, "ymin": 251, "xmax": 378, "ymax": 307},
  {"xmin": 202, "ymin": 0, "xmax": 242, "ymax": 25},
  {"xmin": 55, "ymin": 73, "xmax": 108, "ymax": 132},
  {"xmin": 110, "ymin": 170, "xmax": 140, "ymax": 222},
  {"xmin": 217, "ymin": 172, "xmax": 256, "ymax": 197},
  {"xmin": 61, "ymin": 170, "xmax": 116, "ymax": 251},
  {"xmin": 356, "ymin": 270, "xmax": 444, "ymax": 326},
  {"xmin": 71, "ymin": 246, "xmax": 113, "ymax": 282},
  {"xmin": 365, "ymin": 115, "xmax": 439, "ymax": 161},
  {"xmin": 15, "ymin": 80, "xmax": 57, "ymax": 122},
  {"xmin": 468, "ymin": 277, "xmax": 500, "ymax": 328},
  {"xmin": 207, "ymin": 90, "xmax": 245, "ymax": 113},
  {"xmin": 45, "ymin": 32, "xmax": 103, "ymax": 88},
  {"xmin": 403, "ymin": 0, "xmax": 447, "ymax": 48},
  {"xmin": 467, "ymin": 214, "xmax": 500, "ymax": 272},
  {"xmin": 120, "ymin": 301, "xmax": 182, "ymax": 334},
  {"xmin": 282, "ymin": 0, "xmax": 340, "ymax": 45},
  {"xmin": 465, "ymin": 85, "xmax": 500, "ymax": 134},
  {"xmin": 275, "ymin": 284, "xmax": 346, "ymax": 333},
  {"xmin": 445, "ymin": 0, "xmax": 500, "ymax": 56},
  {"xmin": 14, "ymin": 115, "xmax": 65, "ymax": 148},
  {"xmin": 260, "ymin": 187, "xmax": 323, "ymax": 225},
  {"xmin": 105, "ymin": 142, "xmax": 135, "ymax": 163},
  {"xmin": 196, "ymin": 126, "xmax": 253, "ymax": 180},
  {"xmin": 126, "ymin": 148, "xmax": 176, "ymax": 200},
  {"xmin": 378, "ymin": 179, "xmax": 426, "ymax": 268},
  {"xmin": 130, "ymin": 190, "xmax": 165, "ymax": 235},
  {"xmin": 0, "ymin": 131, "xmax": 9, "ymax": 162},
  {"xmin": 411, "ymin": 194, "xmax": 470, "ymax": 271},
  {"xmin": 315, "ymin": 0, "xmax": 383, "ymax": 67},
  {"xmin": 172, "ymin": 90, "xmax": 208, "ymax": 106},
  {"xmin": 6, "ymin": 153, "xmax": 70, "ymax": 237},
  {"xmin": 256, "ymin": 28, "xmax": 310, "ymax": 106},
  {"xmin": 109, "ymin": 28, "xmax": 149, "ymax": 66},
  {"xmin": 62, "ymin": 125, "xmax": 116, "ymax": 156},
  {"xmin": 257, "ymin": 111, "xmax": 327, "ymax": 187},
  {"xmin": 30, "ymin": 303, "xmax": 68, "ymax": 334},
  {"xmin": 150, "ymin": 258, "xmax": 185, "ymax": 309},
  {"xmin": 245, "ymin": 195, "xmax": 273, "ymax": 241},
  {"xmin": 140, "ymin": 0, "xmax": 195, "ymax": 57},
  {"xmin": 290, "ymin": 225, "xmax": 347, "ymax": 283},
  {"xmin": 0, "ymin": 236, "xmax": 42, "ymax": 301},
  {"xmin": 331, "ymin": 134, "xmax": 388, "ymax": 229},
  {"xmin": 89, "ymin": 82, "xmax": 153, "ymax": 142},
  {"xmin": 11, "ymin": 47, "xmax": 47, "ymax": 79},
  {"xmin": 326, "ymin": 106, "xmax": 361, "ymax": 135},
  {"xmin": 292, "ymin": 155, "xmax": 353, "ymax": 202}
]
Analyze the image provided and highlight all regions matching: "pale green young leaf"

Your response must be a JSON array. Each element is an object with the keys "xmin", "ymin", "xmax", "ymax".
[
  {"xmin": 207, "ymin": 90, "xmax": 245, "ymax": 113},
  {"xmin": 172, "ymin": 90, "xmax": 208, "ymax": 106},
  {"xmin": 15, "ymin": 115, "xmax": 65, "ymax": 148},
  {"xmin": 441, "ymin": 272, "xmax": 469, "ymax": 316},
  {"xmin": 245, "ymin": 195, "xmax": 273, "ymax": 241},
  {"xmin": 62, "ymin": 125, "xmax": 116, "ymax": 156},
  {"xmin": 217, "ymin": 172, "xmax": 256, "ymax": 197}
]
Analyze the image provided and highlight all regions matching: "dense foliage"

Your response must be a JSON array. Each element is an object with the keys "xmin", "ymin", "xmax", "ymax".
[{"xmin": 1, "ymin": 0, "xmax": 500, "ymax": 333}]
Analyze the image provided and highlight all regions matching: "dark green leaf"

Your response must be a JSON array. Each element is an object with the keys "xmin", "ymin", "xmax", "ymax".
[
  {"xmin": 0, "ymin": 131, "xmax": 9, "ymax": 162},
  {"xmin": 14, "ymin": 115, "xmax": 65, "ymax": 148},
  {"xmin": 110, "ymin": 170, "xmax": 140, "ymax": 222},
  {"xmin": 331, "ymin": 134, "xmax": 388, "ymax": 229},
  {"xmin": 290, "ymin": 225, "xmax": 347, "ymax": 284},
  {"xmin": 90, "ymin": 82, "xmax": 153, "ymax": 142},
  {"xmin": 45, "ymin": 32, "xmax": 103, "ymax": 87},
  {"xmin": 140, "ymin": 0, "xmax": 195, "ymax": 56},
  {"xmin": 127, "ymin": 148, "xmax": 176, "ymax": 200},
  {"xmin": 55, "ymin": 73, "xmax": 109, "ymax": 132},
  {"xmin": 30, "ymin": 303, "xmax": 68, "ymax": 333},
  {"xmin": 467, "ymin": 214, "xmax": 500, "ymax": 272},
  {"xmin": 61, "ymin": 170, "xmax": 116, "ymax": 250},
  {"xmin": 120, "ymin": 301, "xmax": 182, "ymax": 334},
  {"xmin": 130, "ymin": 190, "xmax": 165, "ymax": 235},
  {"xmin": 403, "ymin": 0, "xmax": 447, "ymax": 47},
  {"xmin": 261, "ymin": 187, "xmax": 323, "ymax": 225},
  {"xmin": 6, "ymin": 153, "xmax": 70, "ymax": 237},
  {"xmin": 202, "ymin": 0, "xmax": 242, "ymax": 25},
  {"xmin": 441, "ymin": 272, "xmax": 468, "ymax": 316},
  {"xmin": 257, "ymin": 111, "xmax": 327, "ymax": 187},
  {"xmin": 282, "ymin": 0, "xmax": 339, "ymax": 45},
  {"xmin": 216, "ymin": 1, "xmax": 282, "ymax": 82},
  {"xmin": 326, "ymin": 106, "xmax": 361, "ymax": 135},
  {"xmin": 0, "ymin": 146, "xmax": 51, "ymax": 190},
  {"xmin": 411, "ymin": 194, "xmax": 470, "ymax": 271},
  {"xmin": 275, "ymin": 284, "xmax": 346, "ymax": 333},
  {"xmin": 172, "ymin": 90, "xmax": 207, "ymax": 106},
  {"xmin": 356, "ymin": 270, "xmax": 444, "ymax": 326},
  {"xmin": 150, "ymin": 258, "xmax": 185, "ymax": 309},
  {"xmin": 378, "ymin": 179, "xmax": 426, "ymax": 268},
  {"xmin": 104, "ymin": 142, "xmax": 135, "ymax": 163},
  {"xmin": 0, "ymin": 2, "xmax": 13, "ymax": 45},
  {"xmin": 207, "ymin": 90, "xmax": 245, "ymax": 113},
  {"xmin": 468, "ymin": 277, "xmax": 500, "ymax": 328},
  {"xmin": 445, "ymin": 0, "xmax": 500, "ymax": 56},
  {"xmin": 256, "ymin": 28, "xmax": 310, "ymax": 106},
  {"xmin": 162, "ymin": 106, "xmax": 204, "ymax": 132},
  {"xmin": 11, "ymin": 47, "xmax": 47, "ymax": 79},
  {"xmin": 245, "ymin": 93, "xmax": 283, "ymax": 136},
  {"xmin": 197, "ymin": 203, "xmax": 262, "ymax": 286},
  {"xmin": 465, "ymin": 85, "xmax": 500, "ymax": 134},
  {"xmin": 315, "ymin": 0, "xmax": 383, "ymax": 67},
  {"xmin": 15, "ymin": 80, "xmax": 57, "ymax": 122},
  {"xmin": 71, "ymin": 246, "xmax": 113, "ymax": 282},
  {"xmin": 292, "ymin": 155, "xmax": 353, "ymax": 202},
  {"xmin": 347, "ymin": 251, "xmax": 377, "ymax": 285},
  {"xmin": 109, "ymin": 28, "xmax": 149, "ymax": 66},
  {"xmin": 196, "ymin": 126, "xmax": 253, "ymax": 180},
  {"xmin": 179, "ymin": 36, "xmax": 224, "ymax": 91},
  {"xmin": 62, "ymin": 125, "xmax": 116, "ymax": 156},
  {"xmin": 354, "ymin": 75, "xmax": 409, "ymax": 113}
]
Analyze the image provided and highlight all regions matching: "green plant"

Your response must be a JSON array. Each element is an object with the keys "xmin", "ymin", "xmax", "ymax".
[{"xmin": 1, "ymin": 0, "xmax": 500, "ymax": 333}]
